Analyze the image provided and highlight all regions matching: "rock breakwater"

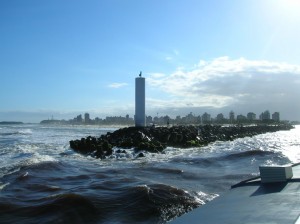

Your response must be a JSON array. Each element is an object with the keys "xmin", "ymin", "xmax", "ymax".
[{"xmin": 69, "ymin": 124, "xmax": 294, "ymax": 159}]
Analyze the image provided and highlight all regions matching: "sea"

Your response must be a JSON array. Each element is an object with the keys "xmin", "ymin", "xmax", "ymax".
[{"xmin": 0, "ymin": 124, "xmax": 299, "ymax": 224}]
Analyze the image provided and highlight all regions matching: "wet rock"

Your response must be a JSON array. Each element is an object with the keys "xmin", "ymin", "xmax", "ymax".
[
  {"xmin": 137, "ymin": 152, "xmax": 145, "ymax": 158},
  {"xmin": 116, "ymin": 149, "xmax": 127, "ymax": 154},
  {"xmin": 69, "ymin": 124, "xmax": 294, "ymax": 159}
]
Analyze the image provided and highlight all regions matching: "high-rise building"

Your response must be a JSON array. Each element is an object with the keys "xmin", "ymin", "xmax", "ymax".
[
  {"xmin": 260, "ymin": 110, "xmax": 271, "ymax": 121},
  {"xmin": 272, "ymin": 112, "xmax": 280, "ymax": 122},
  {"xmin": 237, "ymin": 114, "xmax": 247, "ymax": 121},
  {"xmin": 202, "ymin": 112, "xmax": 211, "ymax": 123},
  {"xmin": 76, "ymin": 114, "xmax": 83, "ymax": 123},
  {"xmin": 135, "ymin": 72, "xmax": 146, "ymax": 127},
  {"xmin": 216, "ymin": 113, "xmax": 224, "ymax": 121},
  {"xmin": 247, "ymin": 112, "xmax": 256, "ymax": 121},
  {"xmin": 84, "ymin": 113, "xmax": 90, "ymax": 123},
  {"xmin": 229, "ymin": 111, "xmax": 235, "ymax": 123}
]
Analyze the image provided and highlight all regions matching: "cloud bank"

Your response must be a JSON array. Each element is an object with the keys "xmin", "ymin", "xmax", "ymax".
[{"xmin": 147, "ymin": 57, "xmax": 300, "ymax": 120}]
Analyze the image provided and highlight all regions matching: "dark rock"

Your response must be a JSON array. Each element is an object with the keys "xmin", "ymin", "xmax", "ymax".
[
  {"xmin": 69, "ymin": 124, "xmax": 294, "ymax": 159},
  {"xmin": 137, "ymin": 152, "xmax": 145, "ymax": 158}
]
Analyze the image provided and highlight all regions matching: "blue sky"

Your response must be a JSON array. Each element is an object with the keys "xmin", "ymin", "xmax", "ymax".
[{"xmin": 1, "ymin": 0, "xmax": 300, "ymax": 122}]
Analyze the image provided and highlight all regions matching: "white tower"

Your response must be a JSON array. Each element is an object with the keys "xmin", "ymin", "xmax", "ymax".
[{"xmin": 135, "ymin": 72, "xmax": 145, "ymax": 127}]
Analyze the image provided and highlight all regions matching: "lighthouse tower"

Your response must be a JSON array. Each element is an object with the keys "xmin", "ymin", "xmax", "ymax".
[{"xmin": 135, "ymin": 72, "xmax": 146, "ymax": 127}]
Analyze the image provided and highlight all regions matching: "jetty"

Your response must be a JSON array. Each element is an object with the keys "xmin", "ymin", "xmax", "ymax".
[{"xmin": 69, "ymin": 124, "xmax": 294, "ymax": 159}]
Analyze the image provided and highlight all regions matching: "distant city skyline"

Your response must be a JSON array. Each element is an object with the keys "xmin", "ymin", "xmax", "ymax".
[
  {"xmin": 1, "ymin": 1, "xmax": 300, "ymax": 123},
  {"xmin": 40, "ymin": 109, "xmax": 283, "ymax": 126}
]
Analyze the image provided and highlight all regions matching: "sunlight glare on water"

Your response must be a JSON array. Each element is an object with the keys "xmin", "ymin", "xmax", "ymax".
[{"xmin": 278, "ymin": 125, "xmax": 300, "ymax": 163}]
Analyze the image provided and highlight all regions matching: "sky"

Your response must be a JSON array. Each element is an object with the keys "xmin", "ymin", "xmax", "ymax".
[{"xmin": 1, "ymin": 0, "xmax": 300, "ymax": 123}]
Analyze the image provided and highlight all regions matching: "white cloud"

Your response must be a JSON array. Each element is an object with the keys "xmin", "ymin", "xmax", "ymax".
[
  {"xmin": 146, "ymin": 95, "xmax": 235, "ymax": 109},
  {"xmin": 108, "ymin": 83, "xmax": 128, "ymax": 88},
  {"xmin": 148, "ymin": 73, "xmax": 166, "ymax": 78},
  {"xmin": 147, "ymin": 57, "xmax": 300, "ymax": 119}
]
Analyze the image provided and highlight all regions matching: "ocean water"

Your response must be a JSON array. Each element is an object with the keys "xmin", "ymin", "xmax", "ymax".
[{"xmin": 0, "ymin": 124, "xmax": 299, "ymax": 224}]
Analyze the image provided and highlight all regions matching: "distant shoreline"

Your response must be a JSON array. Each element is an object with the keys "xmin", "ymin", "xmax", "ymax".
[{"xmin": 0, "ymin": 121, "xmax": 24, "ymax": 125}]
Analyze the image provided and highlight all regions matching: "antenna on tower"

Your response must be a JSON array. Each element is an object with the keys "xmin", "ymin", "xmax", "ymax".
[{"xmin": 139, "ymin": 71, "xmax": 142, "ymax": 77}]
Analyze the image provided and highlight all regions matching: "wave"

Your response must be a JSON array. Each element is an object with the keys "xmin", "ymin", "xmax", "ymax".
[
  {"xmin": 222, "ymin": 149, "xmax": 276, "ymax": 160},
  {"xmin": 0, "ymin": 154, "xmax": 58, "ymax": 180},
  {"xmin": 0, "ymin": 193, "xmax": 98, "ymax": 224},
  {"xmin": 0, "ymin": 182, "xmax": 10, "ymax": 191},
  {"xmin": 0, "ymin": 183, "xmax": 208, "ymax": 224},
  {"xmin": 171, "ymin": 156, "xmax": 221, "ymax": 167},
  {"xmin": 172, "ymin": 149, "xmax": 289, "ymax": 165},
  {"xmin": 146, "ymin": 167, "xmax": 184, "ymax": 175},
  {"xmin": 220, "ymin": 149, "xmax": 291, "ymax": 165},
  {"xmin": 91, "ymin": 183, "xmax": 206, "ymax": 223},
  {"xmin": 0, "ymin": 129, "xmax": 32, "ymax": 136}
]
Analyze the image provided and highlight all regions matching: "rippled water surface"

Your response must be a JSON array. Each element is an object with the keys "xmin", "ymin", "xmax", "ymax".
[{"xmin": 0, "ymin": 124, "xmax": 299, "ymax": 223}]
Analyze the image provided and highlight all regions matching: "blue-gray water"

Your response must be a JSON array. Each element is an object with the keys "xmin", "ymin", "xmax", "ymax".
[{"xmin": 0, "ymin": 124, "xmax": 299, "ymax": 223}]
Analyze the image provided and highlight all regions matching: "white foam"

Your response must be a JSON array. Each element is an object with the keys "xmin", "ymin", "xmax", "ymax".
[
  {"xmin": 17, "ymin": 129, "xmax": 33, "ymax": 135},
  {"xmin": 195, "ymin": 191, "xmax": 219, "ymax": 205},
  {"xmin": 0, "ymin": 182, "xmax": 10, "ymax": 191},
  {"xmin": 27, "ymin": 154, "xmax": 57, "ymax": 165}
]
